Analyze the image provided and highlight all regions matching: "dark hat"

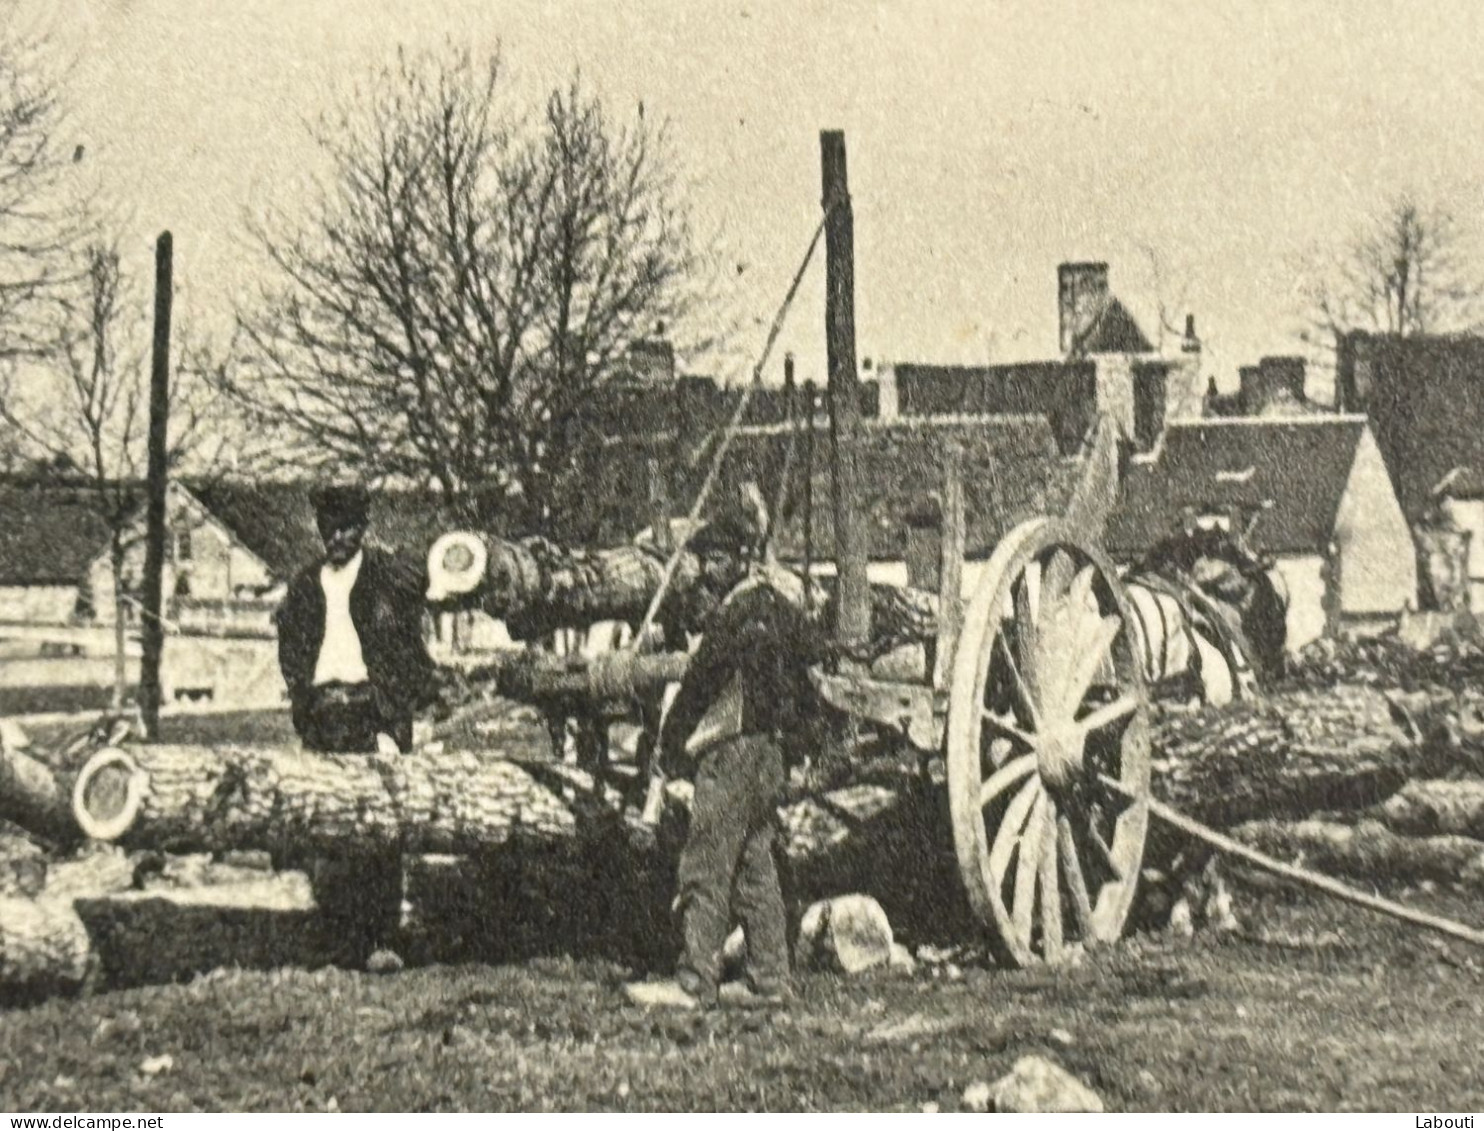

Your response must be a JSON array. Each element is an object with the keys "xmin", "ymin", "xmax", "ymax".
[
  {"xmin": 310, "ymin": 482, "xmax": 371, "ymax": 527},
  {"xmin": 690, "ymin": 507, "xmax": 760, "ymax": 556}
]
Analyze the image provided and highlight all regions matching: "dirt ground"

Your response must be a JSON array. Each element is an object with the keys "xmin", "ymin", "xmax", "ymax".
[{"xmin": 2, "ymin": 879, "xmax": 1481, "ymax": 1112}]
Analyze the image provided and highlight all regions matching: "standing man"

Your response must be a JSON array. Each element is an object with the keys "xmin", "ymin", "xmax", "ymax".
[
  {"xmin": 627, "ymin": 506, "xmax": 831, "ymax": 1010},
  {"xmin": 276, "ymin": 483, "xmax": 438, "ymax": 971}
]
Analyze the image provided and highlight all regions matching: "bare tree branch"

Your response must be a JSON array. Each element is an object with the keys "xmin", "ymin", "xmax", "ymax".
[
  {"xmin": 230, "ymin": 45, "xmax": 718, "ymax": 531},
  {"xmin": 1297, "ymin": 194, "xmax": 1484, "ymax": 351}
]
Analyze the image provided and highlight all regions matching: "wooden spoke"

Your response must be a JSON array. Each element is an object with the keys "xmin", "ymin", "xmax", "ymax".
[
  {"xmin": 988, "ymin": 775, "xmax": 1041, "ymax": 881},
  {"xmin": 1042, "ymin": 548, "xmax": 1076, "ymax": 605},
  {"xmin": 1065, "ymin": 615, "xmax": 1123, "ymax": 711},
  {"xmin": 981, "ymin": 708, "xmax": 1036, "ymax": 753},
  {"xmin": 1058, "ymin": 813, "xmax": 1097, "ymax": 940},
  {"xmin": 1039, "ymin": 797, "xmax": 1064, "ymax": 962},
  {"xmin": 1024, "ymin": 558, "xmax": 1042, "ymax": 628},
  {"xmin": 1012, "ymin": 569, "xmax": 1040, "ymax": 700},
  {"xmin": 1067, "ymin": 563, "xmax": 1097, "ymax": 615},
  {"xmin": 993, "ymin": 630, "xmax": 1041, "ymax": 730},
  {"xmin": 978, "ymin": 752, "xmax": 1035, "ymax": 810},
  {"xmin": 1011, "ymin": 792, "xmax": 1047, "ymax": 947},
  {"xmin": 1084, "ymin": 805, "xmax": 1126, "ymax": 883},
  {"xmin": 1075, "ymin": 693, "xmax": 1139, "ymax": 740}
]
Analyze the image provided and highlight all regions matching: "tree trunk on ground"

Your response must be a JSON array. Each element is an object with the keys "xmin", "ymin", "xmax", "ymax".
[
  {"xmin": 1380, "ymin": 779, "xmax": 1484, "ymax": 840},
  {"xmin": 0, "ymin": 896, "xmax": 93, "ymax": 1002},
  {"xmin": 1232, "ymin": 817, "xmax": 1484, "ymax": 889},
  {"xmin": 73, "ymin": 744, "xmax": 582, "ymax": 855},
  {"xmin": 0, "ymin": 741, "xmax": 81, "ymax": 845},
  {"xmin": 1147, "ymin": 686, "xmax": 1446, "ymax": 828},
  {"xmin": 0, "ymin": 850, "xmax": 133, "ymax": 1002}
]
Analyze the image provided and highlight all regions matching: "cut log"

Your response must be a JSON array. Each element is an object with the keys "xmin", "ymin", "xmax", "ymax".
[
  {"xmin": 0, "ymin": 738, "xmax": 79, "ymax": 844},
  {"xmin": 0, "ymin": 895, "xmax": 93, "ymax": 1002},
  {"xmin": 426, "ymin": 529, "xmax": 937, "ymax": 655},
  {"xmin": 1148, "ymin": 686, "xmax": 1445, "ymax": 828},
  {"xmin": 72, "ymin": 743, "xmax": 583, "ymax": 856},
  {"xmin": 1381, "ymin": 779, "xmax": 1484, "ymax": 840},
  {"xmin": 1232, "ymin": 817, "xmax": 1484, "ymax": 890}
]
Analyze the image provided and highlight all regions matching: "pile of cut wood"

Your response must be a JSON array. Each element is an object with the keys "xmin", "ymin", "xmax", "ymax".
[
  {"xmin": 1146, "ymin": 628, "xmax": 1484, "ymax": 914},
  {"xmin": 6, "ymin": 624, "xmax": 1484, "ymax": 1002}
]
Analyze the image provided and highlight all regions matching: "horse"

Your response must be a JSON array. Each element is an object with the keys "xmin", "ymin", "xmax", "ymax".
[{"xmin": 1123, "ymin": 522, "xmax": 1289, "ymax": 706}]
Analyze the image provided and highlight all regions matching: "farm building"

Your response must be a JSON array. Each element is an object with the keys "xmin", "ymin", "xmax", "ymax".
[
  {"xmin": 0, "ymin": 479, "xmax": 459, "ymax": 709},
  {"xmin": 1336, "ymin": 331, "xmax": 1484, "ymax": 610},
  {"xmin": 1105, "ymin": 416, "xmax": 1416, "ymax": 651}
]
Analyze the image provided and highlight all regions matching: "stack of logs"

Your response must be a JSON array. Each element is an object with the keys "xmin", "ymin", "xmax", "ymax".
[
  {"xmin": 6, "ymin": 520, "xmax": 1484, "ymax": 999},
  {"xmin": 1221, "ymin": 631, "xmax": 1484, "ymax": 890}
]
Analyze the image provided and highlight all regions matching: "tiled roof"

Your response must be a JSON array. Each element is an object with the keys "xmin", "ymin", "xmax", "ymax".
[
  {"xmin": 1337, "ymin": 332, "xmax": 1484, "ymax": 520},
  {"xmin": 1074, "ymin": 295, "xmax": 1155, "ymax": 355},
  {"xmin": 1106, "ymin": 417, "xmax": 1368, "ymax": 557},
  {"xmin": 588, "ymin": 414, "xmax": 1084, "ymax": 560},
  {"xmin": 0, "ymin": 483, "xmax": 119, "ymax": 585},
  {"xmin": 892, "ymin": 362, "xmax": 1095, "ymax": 454}
]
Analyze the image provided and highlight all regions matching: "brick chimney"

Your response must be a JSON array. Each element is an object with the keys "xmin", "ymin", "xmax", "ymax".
[
  {"xmin": 626, "ymin": 338, "xmax": 676, "ymax": 385},
  {"xmin": 1237, "ymin": 365, "xmax": 1261, "ymax": 412},
  {"xmin": 1058, "ymin": 262, "xmax": 1110, "ymax": 355},
  {"xmin": 1181, "ymin": 313, "xmax": 1201, "ymax": 354},
  {"xmin": 1165, "ymin": 312, "xmax": 1205, "ymax": 421},
  {"xmin": 1258, "ymin": 356, "xmax": 1306, "ymax": 402}
]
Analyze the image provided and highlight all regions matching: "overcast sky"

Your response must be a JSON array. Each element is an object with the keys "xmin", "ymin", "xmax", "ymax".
[{"xmin": 27, "ymin": 0, "xmax": 1484, "ymax": 395}]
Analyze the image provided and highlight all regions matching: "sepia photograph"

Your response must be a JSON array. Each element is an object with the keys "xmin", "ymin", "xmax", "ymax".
[{"xmin": 1, "ymin": 0, "xmax": 1483, "ymax": 1115}]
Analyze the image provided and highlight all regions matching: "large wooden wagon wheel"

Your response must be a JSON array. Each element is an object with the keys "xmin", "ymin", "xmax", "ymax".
[{"xmin": 946, "ymin": 518, "xmax": 1151, "ymax": 967}]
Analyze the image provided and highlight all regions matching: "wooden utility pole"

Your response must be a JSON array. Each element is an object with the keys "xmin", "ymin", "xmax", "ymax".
[
  {"xmin": 138, "ymin": 232, "xmax": 173, "ymax": 738},
  {"xmin": 820, "ymin": 130, "xmax": 870, "ymax": 651}
]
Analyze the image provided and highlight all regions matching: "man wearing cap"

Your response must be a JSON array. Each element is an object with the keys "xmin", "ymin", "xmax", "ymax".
[
  {"xmin": 276, "ymin": 483, "xmax": 438, "ymax": 971},
  {"xmin": 627, "ymin": 503, "xmax": 832, "ymax": 1010}
]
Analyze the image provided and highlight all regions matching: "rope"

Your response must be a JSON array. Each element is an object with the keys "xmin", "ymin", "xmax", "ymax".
[
  {"xmin": 628, "ymin": 207, "xmax": 832, "ymax": 649},
  {"xmin": 763, "ymin": 374, "xmax": 802, "ymax": 560}
]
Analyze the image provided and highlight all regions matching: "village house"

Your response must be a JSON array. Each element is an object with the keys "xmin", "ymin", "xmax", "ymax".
[
  {"xmin": 1336, "ymin": 331, "xmax": 1484, "ymax": 610},
  {"xmin": 1105, "ymin": 416, "xmax": 1417, "ymax": 650},
  {"xmin": 0, "ymin": 479, "xmax": 457, "ymax": 708},
  {"xmin": 1202, "ymin": 355, "xmax": 1333, "ymax": 419},
  {"xmin": 871, "ymin": 262, "xmax": 1207, "ymax": 453}
]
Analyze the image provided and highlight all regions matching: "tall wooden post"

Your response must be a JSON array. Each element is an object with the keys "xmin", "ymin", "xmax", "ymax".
[
  {"xmin": 821, "ymin": 130, "xmax": 870, "ymax": 651},
  {"xmin": 138, "ymin": 232, "xmax": 173, "ymax": 738}
]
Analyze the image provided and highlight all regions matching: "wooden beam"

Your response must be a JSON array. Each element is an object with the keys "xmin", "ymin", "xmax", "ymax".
[
  {"xmin": 820, "ymin": 130, "xmax": 870, "ymax": 652},
  {"xmin": 138, "ymin": 232, "xmax": 173, "ymax": 738}
]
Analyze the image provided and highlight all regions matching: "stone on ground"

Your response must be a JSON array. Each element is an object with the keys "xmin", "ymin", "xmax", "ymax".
[
  {"xmin": 796, "ymin": 894, "xmax": 894, "ymax": 975},
  {"xmin": 989, "ymin": 1055, "xmax": 1104, "ymax": 1113},
  {"xmin": 961, "ymin": 1080, "xmax": 993, "ymax": 1112}
]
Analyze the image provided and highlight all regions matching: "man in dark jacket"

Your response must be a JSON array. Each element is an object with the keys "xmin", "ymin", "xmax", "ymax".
[
  {"xmin": 276, "ymin": 483, "xmax": 438, "ymax": 970},
  {"xmin": 627, "ymin": 509, "xmax": 832, "ymax": 1009}
]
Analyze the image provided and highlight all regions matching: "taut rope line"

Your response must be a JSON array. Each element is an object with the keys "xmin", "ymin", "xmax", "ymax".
[{"xmin": 629, "ymin": 204, "xmax": 834, "ymax": 649}]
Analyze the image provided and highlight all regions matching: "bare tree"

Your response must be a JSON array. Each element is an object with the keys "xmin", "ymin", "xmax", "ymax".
[
  {"xmin": 0, "ymin": 239, "xmax": 227, "ymax": 705},
  {"xmin": 0, "ymin": 9, "xmax": 84, "ymax": 359},
  {"xmin": 1300, "ymin": 194, "xmax": 1483, "ymax": 347},
  {"xmin": 233, "ymin": 46, "xmax": 714, "ymax": 530}
]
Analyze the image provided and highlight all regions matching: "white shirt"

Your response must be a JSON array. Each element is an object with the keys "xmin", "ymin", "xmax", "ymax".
[{"xmin": 312, "ymin": 550, "xmax": 370, "ymax": 686}]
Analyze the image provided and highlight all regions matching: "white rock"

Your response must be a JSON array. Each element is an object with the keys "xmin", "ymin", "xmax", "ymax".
[
  {"xmin": 721, "ymin": 926, "xmax": 747, "ymax": 979},
  {"xmin": 961, "ymin": 1080, "xmax": 993, "ymax": 1113},
  {"xmin": 1168, "ymin": 898, "xmax": 1195, "ymax": 938},
  {"xmin": 1049, "ymin": 1028, "xmax": 1074, "ymax": 1048},
  {"xmin": 796, "ymin": 894, "xmax": 894, "ymax": 975},
  {"xmin": 139, "ymin": 1054, "xmax": 174, "ymax": 1077},
  {"xmin": 989, "ymin": 1055, "xmax": 1104, "ymax": 1114},
  {"xmin": 888, "ymin": 942, "xmax": 916, "ymax": 975}
]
